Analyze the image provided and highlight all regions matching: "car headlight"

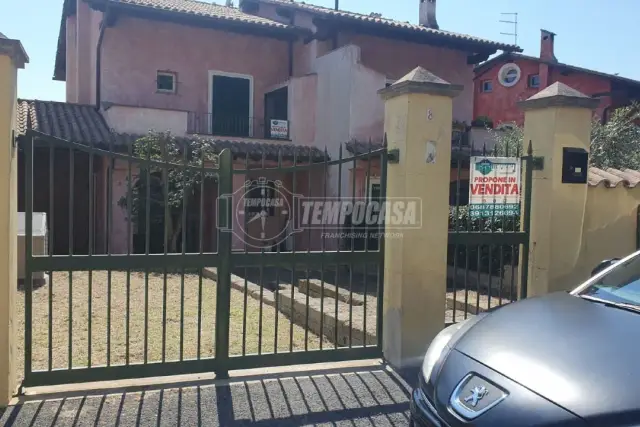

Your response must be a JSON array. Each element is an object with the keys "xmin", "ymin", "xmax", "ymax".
[{"xmin": 421, "ymin": 321, "xmax": 467, "ymax": 380}]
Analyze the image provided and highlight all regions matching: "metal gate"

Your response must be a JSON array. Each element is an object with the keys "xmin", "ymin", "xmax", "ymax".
[
  {"xmin": 447, "ymin": 136, "xmax": 533, "ymax": 324},
  {"xmin": 21, "ymin": 130, "xmax": 387, "ymax": 387}
]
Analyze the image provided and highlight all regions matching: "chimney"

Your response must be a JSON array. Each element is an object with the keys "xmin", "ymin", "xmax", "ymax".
[
  {"xmin": 540, "ymin": 29, "xmax": 557, "ymax": 62},
  {"xmin": 419, "ymin": 0, "xmax": 439, "ymax": 29}
]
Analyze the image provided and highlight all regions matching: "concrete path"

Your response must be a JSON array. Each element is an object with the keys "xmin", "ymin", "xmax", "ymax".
[{"xmin": 0, "ymin": 363, "xmax": 414, "ymax": 426}]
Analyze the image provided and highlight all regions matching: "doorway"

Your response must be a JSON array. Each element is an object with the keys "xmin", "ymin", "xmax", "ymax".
[
  {"xmin": 209, "ymin": 72, "xmax": 253, "ymax": 137},
  {"xmin": 264, "ymin": 86, "xmax": 288, "ymax": 139}
]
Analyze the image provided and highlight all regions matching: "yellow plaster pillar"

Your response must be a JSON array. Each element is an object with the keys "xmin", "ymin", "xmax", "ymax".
[
  {"xmin": 378, "ymin": 67, "xmax": 461, "ymax": 368},
  {"xmin": 518, "ymin": 82, "xmax": 598, "ymax": 297},
  {"xmin": 0, "ymin": 35, "xmax": 28, "ymax": 407}
]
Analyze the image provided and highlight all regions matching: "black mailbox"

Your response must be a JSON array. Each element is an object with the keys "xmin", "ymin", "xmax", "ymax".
[{"xmin": 562, "ymin": 147, "xmax": 589, "ymax": 184}]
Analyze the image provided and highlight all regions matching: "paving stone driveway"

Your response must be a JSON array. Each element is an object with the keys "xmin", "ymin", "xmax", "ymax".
[{"xmin": 1, "ymin": 365, "xmax": 414, "ymax": 426}]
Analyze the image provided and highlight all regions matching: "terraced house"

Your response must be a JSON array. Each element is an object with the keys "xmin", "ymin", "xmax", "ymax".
[{"xmin": 18, "ymin": 0, "xmax": 517, "ymax": 254}]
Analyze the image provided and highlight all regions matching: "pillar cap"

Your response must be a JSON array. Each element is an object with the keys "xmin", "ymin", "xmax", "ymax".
[
  {"xmin": 518, "ymin": 82, "xmax": 599, "ymax": 111},
  {"xmin": 378, "ymin": 66, "xmax": 463, "ymax": 100},
  {"xmin": 0, "ymin": 34, "xmax": 29, "ymax": 69}
]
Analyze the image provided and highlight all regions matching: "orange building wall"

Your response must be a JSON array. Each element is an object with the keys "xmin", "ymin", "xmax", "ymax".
[{"xmin": 474, "ymin": 58, "xmax": 612, "ymax": 126}]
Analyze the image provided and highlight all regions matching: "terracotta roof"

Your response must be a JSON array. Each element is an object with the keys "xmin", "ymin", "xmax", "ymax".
[
  {"xmin": 17, "ymin": 99, "xmax": 326, "ymax": 161},
  {"xmin": 588, "ymin": 167, "xmax": 640, "ymax": 188},
  {"xmin": 116, "ymin": 0, "xmax": 291, "ymax": 28},
  {"xmin": 112, "ymin": 133, "xmax": 326, "ymax": 160},
  {"xmin": 345, "ymin": 140, "xmax": 383, "ymax": 155},
  {"xmin": 54, "ymin": 0, "xmax": 300, "ymax": 81},
  {"xmin": 474, "ymin": 52, "xmax": 640, "ymax": 89},
  {"xmin": 252, "ymin": 0, "xmax": 519, "ymax": 52},
  {"xmin": 17, "ymin": 99, "xmax": 114, "ymax": 145}
]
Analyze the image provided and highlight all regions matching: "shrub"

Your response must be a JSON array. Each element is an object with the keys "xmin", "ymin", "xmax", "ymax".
[{"xmin": 448, "ymin": 206, "xmax": 521, "ymax": 276}]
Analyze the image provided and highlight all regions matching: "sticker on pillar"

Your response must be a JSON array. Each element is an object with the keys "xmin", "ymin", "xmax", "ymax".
[
  {"xmin": 425, "ymin": 141, "xmax": 437, "ymax": 164},
  {"xmin": 469, "ymin": 157, "xmax": 520, "ymax": 218}
]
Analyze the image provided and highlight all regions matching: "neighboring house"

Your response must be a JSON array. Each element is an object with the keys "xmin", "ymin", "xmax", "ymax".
[
  {"xmin": 240, "ymin": 0, "xmax": 517, "ymax": 194},
  {"xmin": 18, "ymin": 0, "xmax": 516, "ymax": 254},
  {"xmin": 474, "ymin": 29, "xmax": 640, "ymax": 126}
]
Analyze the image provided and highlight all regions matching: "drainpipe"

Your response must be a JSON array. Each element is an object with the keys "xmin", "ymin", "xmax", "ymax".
[
  {"xmin": 288, "ymin": 15, "xmax": 294, "ymax": 77},
  {"xmin": 95, "ymin": 3, "xmax": 112, "ymax": 109}
]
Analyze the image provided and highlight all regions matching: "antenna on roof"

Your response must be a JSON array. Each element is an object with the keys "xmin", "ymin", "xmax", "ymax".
[{"xmin": 500, "ymin": 12, "xmax": 518, "ymax": 46}]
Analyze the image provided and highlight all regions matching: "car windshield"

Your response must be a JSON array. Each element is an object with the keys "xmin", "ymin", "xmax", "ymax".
[{"xmin": 578, "ymin": 254, "xmax": 640, "ymax": 307}]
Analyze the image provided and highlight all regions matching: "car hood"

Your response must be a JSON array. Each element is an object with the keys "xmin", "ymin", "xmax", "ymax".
[{"xmin": 454, "ymin": 292, "xmax": 640, "ymax": 422}]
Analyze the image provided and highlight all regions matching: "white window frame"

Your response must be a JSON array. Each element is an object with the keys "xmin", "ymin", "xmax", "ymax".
[
  {"xmin": 368, "ymin": 176, "xmax": 381, "ymax": 199},
  {"xmin": 528, "ymin": 74, "xmax": 540, "ymax": 88},
  {"xmin": 481, "ymin": 80, "xmax": 493, "ymax": 93},
  {"xmin": 156, "ymin": 71, "xmax": 177, "ymax": 94},
  {"xmin": 208, "ymin": 70, "xmax": 254, "ymax": 137}
]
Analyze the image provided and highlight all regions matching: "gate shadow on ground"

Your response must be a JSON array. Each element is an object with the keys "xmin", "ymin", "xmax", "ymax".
[{"xmin": 1, "ymin": 365, "xmax": 412, "ymax": 426}]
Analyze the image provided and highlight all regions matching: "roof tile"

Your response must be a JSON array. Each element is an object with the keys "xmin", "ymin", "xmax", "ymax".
[
  {"xmin": 588, "ymin": 167, "xmax": 640, "ymax": 188},
  {"xmin": 119, "ymin": 0, "xmax": 290, "ymax": 28},
  {"xmin": 255, "ymin": 0, "xmax": 519, "ymax": 51},
  {"xmin": 17, "ymin": 99, "xmax": 326, "ymax": 161},
  {"xmin": 17, "ymin": 99, "xmax": 114, "ymax": 146}
]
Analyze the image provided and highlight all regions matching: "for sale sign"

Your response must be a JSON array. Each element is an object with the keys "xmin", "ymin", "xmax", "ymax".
[{"xmin": 469, "ymin": 157, "xmax": 520, "ymax": 218}]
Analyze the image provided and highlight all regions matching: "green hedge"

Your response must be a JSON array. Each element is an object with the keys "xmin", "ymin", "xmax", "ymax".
[{"xmin": 448, "ymin": 206, "xmax": 521, "ymax": 276}]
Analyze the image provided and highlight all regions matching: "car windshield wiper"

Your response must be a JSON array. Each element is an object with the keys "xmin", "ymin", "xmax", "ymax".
[{"xmin": 579, "ymin": 294, "xmax": 640, "ymax": 314}]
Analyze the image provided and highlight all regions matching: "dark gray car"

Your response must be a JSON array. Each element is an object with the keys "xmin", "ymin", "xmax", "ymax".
[{"xmin": 411, "ymin": 252, "xmax": 640, "ymax": 426}]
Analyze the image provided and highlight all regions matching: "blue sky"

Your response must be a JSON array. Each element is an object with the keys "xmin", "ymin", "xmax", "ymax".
[{"xmin": 2, "ymin": 0, "xmax": 639, "ymax": 102}]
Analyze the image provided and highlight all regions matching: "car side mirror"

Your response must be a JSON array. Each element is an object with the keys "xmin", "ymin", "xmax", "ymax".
[{"xmin": 591, "ymin": 258, "xmax": 621, "ymax": 277}]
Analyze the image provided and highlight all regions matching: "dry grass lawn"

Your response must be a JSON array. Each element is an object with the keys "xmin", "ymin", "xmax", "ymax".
[{"xmin": 16, "ymin": 271, "xmax": 321, "ymax": 383}]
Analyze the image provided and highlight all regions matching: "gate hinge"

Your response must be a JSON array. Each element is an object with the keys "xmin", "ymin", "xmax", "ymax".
[
  {"xmin": 532, "ymin": 156, "xmax": 544, "ymax": 170},
  {"xmin": 387, "ymin": 149, "xmax": 400, "ymax": 163}
]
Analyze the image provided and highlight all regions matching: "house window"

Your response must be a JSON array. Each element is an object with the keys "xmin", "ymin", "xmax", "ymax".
[
  {"xmin": 481, "ymin": 80, "xmax": 493, "ymax": 92},
  {"xmin": 528, "ymin": 74, "xmax": 540, "ymax": 88},
  {"xmin": 156, "ymin": 71, "xmax": 176, "ymax": 93}
]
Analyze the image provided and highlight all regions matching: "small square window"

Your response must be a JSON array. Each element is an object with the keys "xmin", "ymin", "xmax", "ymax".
[
  {"xmin": 528, "ymin": 74, "xmax": 540, "ymax": 88},
  {"xmin": 481, "ymin": 80, "xmax": 493, "ymax": 92},
  {"xmin": 157, "ymin": 71, "xmax": 176, "ymax": 93}
]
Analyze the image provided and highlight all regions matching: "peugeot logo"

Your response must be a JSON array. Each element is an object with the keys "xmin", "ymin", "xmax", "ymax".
[
  {"xmin": 449, "ymin": 374, "xmax": 508, "ymax": 420},
  {"xmin": 463, "ymin": 385, "xmax": 488, "ymax": 407}
]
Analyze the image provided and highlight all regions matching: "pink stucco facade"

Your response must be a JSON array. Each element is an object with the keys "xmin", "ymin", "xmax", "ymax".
[
  {"xmin": 100, "ymin": 15, "xmax": 290, "ymax": 123},
  {"xmin": 60, "ymin": 0, "xmax": 497, "ymax": 252},
  {"xmin": 345, "ymin": 33, "xmax": 474, "ymax": 122}
]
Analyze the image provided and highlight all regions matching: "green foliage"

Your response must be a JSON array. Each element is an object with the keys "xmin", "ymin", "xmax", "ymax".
[
  {"xmin": 490, "ymin": 103, "xmax": 640, "ymax": 170},
  {"xmin": 117, "ymin": 132, "xmax": 219, "ymax": 252},
  {"xmin": 448, "ymin": 206, "xmax": 520, "ymax": 232},
  {"xmin": 590, "ymin": 103, "xmax": 640, "ymax": 170},
  {"xmin": 472, "ymin": 115, "xmax": 494, "ymax": 129},
  {"xmin": 487, "ymin": 124, "xmax": 524, "ymax": 157},
  {"xmin": 448, "ymin": 206, "xmax": 521, "ymax": 276}
]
